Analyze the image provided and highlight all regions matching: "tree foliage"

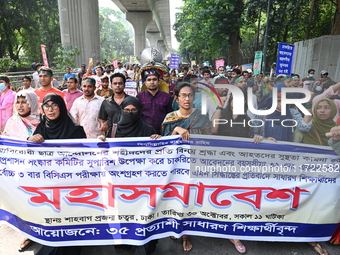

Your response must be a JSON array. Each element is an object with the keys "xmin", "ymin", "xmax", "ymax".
[
  {"xmin": 174, "ymin": 0, "xmax": 340, "ymax": 67},
  {"xmin": 243, "ymin": 0, "xmax": 337, "ymax": 67},
  {"xmin": 0, "ymin": 0, "xmax": 61, "ymax": 69},
  {"xmin": 99, "ymin": 7, "xmax": 134, "ymax": 63},
  {"xmin": 174, "ymin": 0, "xmax": 243, "ymax": 64}
]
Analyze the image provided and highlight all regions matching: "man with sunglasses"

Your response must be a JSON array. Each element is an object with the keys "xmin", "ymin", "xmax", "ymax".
[{"xmin": 136, "ymin": 70, "xmax": 173, "ymax": 134}]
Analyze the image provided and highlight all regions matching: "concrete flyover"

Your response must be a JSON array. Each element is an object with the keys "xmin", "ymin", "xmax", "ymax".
[
  {"xmin": 58, "ymin": 0, "xmax": 175, "ymax": 66},
  {"xmin": 111, "ymin": 0, "xmax": 176, "ymax": 60}
]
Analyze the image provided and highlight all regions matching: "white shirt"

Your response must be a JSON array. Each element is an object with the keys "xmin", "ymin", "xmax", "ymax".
[
  {"xmin": 70, "ymin": 94, "xmax": 104, "ymax": 138},
  {"xmin": 32, "ymin": 71, "xmax": 41, "ymax": 88},
  {"xmin": 114, "ymin": 67, "xmax": 126, "ymax": 74}
]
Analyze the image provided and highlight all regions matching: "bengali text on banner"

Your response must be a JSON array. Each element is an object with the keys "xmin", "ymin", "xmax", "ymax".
[{"xmin": 0, "ymin": 135, "xmax": 339, "ymax": 246}]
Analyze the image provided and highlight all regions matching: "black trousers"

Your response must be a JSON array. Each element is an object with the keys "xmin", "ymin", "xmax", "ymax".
[{"xmin": 134, "ymin": 239, "xmax": 158, "ymax": 255}]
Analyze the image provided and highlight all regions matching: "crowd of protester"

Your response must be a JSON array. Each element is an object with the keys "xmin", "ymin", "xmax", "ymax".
[{"xmin": 1, "ymin": 61, "xmax": 340, "ymax": 255}]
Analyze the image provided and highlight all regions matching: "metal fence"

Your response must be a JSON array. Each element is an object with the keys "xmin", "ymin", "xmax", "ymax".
[
  {"xmin": 293, "ymin": 35, "xmax": 340, "ymax": 82},
  {"xmin": 3, "ymin": 71, "xmax": 65, "ymax": 90}
]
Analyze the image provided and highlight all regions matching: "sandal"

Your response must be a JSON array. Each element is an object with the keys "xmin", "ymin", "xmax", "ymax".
[
  {"xmin": 229, "ymin": 239, "xmax": 246, "ymax": 254},
  {"xmin": 170, "ymin": 236, "xmax": 178, "ymax": 241},
  {"xmin": 310, "ymin": 242, "xmax": 328, "ymax": 255},
  {"xmin": 182, "ymin": 236, "xmax": 193, "ymax": 252},
  {"xmin": 18, "ymin": 238, "xmax": 34, "ymax": 252}
]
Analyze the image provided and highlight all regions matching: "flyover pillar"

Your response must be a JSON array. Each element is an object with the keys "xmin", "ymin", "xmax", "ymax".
[
  {"xmin": 58, "ymin": 0, "xmax": 101, "ymax": 67},
  {"xmin": 146, "ymin": 32, "xmax": 162, "ymax": 48},
  {"xmin": 126, "ymin": 12, "xmax": 153, "ymax": 60}
]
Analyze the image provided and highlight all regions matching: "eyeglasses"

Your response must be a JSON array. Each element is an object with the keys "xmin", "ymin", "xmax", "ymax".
[
  {"xmin": 43, "ymin": 103, "xmax": 58, "ymax": 111},
  {"xmin": 178, "ymin": 94, "xmax": 194, "ymax": 99},
  {"xmin": 123, "ymin": 109, "xmax": 138, "ymax": 113}
]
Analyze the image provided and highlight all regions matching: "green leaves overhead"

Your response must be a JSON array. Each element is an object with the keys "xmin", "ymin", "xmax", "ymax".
[
  {"xmin": 0, "ymin": 0, "xmax": 61, "ymax": 67},
  {"xmin": 99, "ymin": 7, "xmax": 134, "ymax": 63},
  {"xmin": 174, "ymin": 0, "xmax": 339, "ymax": 66},
  {"xmin": 174, "ymin": 0, "xmax": 244, "ymax": 63}
]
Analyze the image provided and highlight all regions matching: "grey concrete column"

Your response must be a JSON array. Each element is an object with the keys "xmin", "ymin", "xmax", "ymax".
[
  {"xmin": 157, "ymin": 40, "xmax": 164, "ymax": 51},
  {"xmin": 160, "ymin": 45, "xmax": 167, "ymax": 60},
  {"xmin": 126, "ymin": 11, "xmax": 153, "ymax": 60},
  {"xmin": 58, "ymin": 0, "xmax": 101, "ymax": 67},
  {"xmin": 157, "ymin": 40, "xmax": 166, "ymax": 59},
  {"xmin": 146, "ymin": 32, "xmax": 162, "ymax": 48}
]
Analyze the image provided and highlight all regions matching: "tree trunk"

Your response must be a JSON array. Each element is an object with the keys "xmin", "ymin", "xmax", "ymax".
[
  {"xmin": 306, "ymin": 0, "xmax": 316, "ymax": 39},
  {"xmin": 228, "ymin": 32, "xmax": 240, "ymax": 65},
  {"xmin": 331, "ymin": 0, "xmax": 340, "ymax": 35},
  {"xmin": 255, "ymin": 9, "xmax": 262, "ymax": 51}
]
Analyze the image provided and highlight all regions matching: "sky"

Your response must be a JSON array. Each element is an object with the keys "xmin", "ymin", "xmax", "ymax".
[{"xmin": 98, "ymin": 0, "xmax": 183, "ymax": 51}]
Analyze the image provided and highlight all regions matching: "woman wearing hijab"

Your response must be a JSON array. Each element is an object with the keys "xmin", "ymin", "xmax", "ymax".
[
  {"xmin": 0, "ymin": 75, "xmax": 15, "ymax": 131},
  {"xmin": 28, "ymin": 93, "xmax": 86, "ymax": 255},
  {"xmin": 1, "ymin": 90, "xmax": 40, "ymax": 251},
  {"xmin": 98, "ymin": 96, "xmax": 160, "ymax": 255},
  {"xmin": 3, "ymin": 90, "xmax": 40, "ymax": 139},
  {"xmin": 29, "ymin": 93, "xmax": 86, "ymax": 142},
  {"xmin": 297, "ymin": 98, "xmax": 338, "ymax": 146},
  {"xmin": 115, "ymin": 96, "xmax": 157, "ymax": 138}
]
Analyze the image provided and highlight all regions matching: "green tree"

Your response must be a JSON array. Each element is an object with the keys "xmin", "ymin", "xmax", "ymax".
[
  {"xmin": 99, "ymin": 7, "xmax": 134, "ymax": 62},
  {"xmin": 174, "ymin": 0, "xmax": 244, "ymax": 64},
  {"xmin": 0, "ymin": 0, "xmax": 60, "ymax": 69},
  {"xmin": 243, "ymin": 0, "xmax": 337, "ymax": 68}
]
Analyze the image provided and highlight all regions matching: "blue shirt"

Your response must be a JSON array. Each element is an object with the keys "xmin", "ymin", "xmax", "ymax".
[{"xmin": 63, "ymin": 73, "xmax": 76, "ymax": 80}]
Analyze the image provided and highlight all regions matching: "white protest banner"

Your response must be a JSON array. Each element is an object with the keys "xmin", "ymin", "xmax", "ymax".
[{"xmin": 0, "ymin": 135, "xmax": 339, "ymax": 246}]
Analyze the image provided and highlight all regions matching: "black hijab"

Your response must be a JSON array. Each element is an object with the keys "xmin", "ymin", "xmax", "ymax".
[
  {"xmin": 115, "ymin": 97, "xmax": 156, "ymax": 137},
  {"xmin": 34, "ymin": 93, "xmax": 86, "ymax": 139}
]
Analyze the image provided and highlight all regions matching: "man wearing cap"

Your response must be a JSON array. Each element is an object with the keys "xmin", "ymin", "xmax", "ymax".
[
  {"xmin": 98, "ymin": 73, "xmax": 131, "ymax": 137},
  {"xmin": 136, "ymin": 70, "xmax": 173, "ymax": 134},
  {"xmin": 63, "ymin": 77, "xmax": 83, "ymax": 111},
  {"xmin": 321, "ymin": 70, "xmax": 329, "ymax": 78},
  {"xmin": 70, "ymin": 77, "xmax": 104, "ymax": 138},
  {"xmin": 113, "ymin": 62, "xmax": 126, "ymax": 74},
  {"xmin": 35, "ymin": 67, "xmax": 65, "ymax": 107},
  {"xmin": 246, "ymin": 69, "xmax": 254, "ymax": 81},
  {"xmin": 310, "ymin": 70, "xmax": 331, "ymax": 93},
  {"xmin": 95, "ymin": 76, "xmax": 113, "ymax": 99}
]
